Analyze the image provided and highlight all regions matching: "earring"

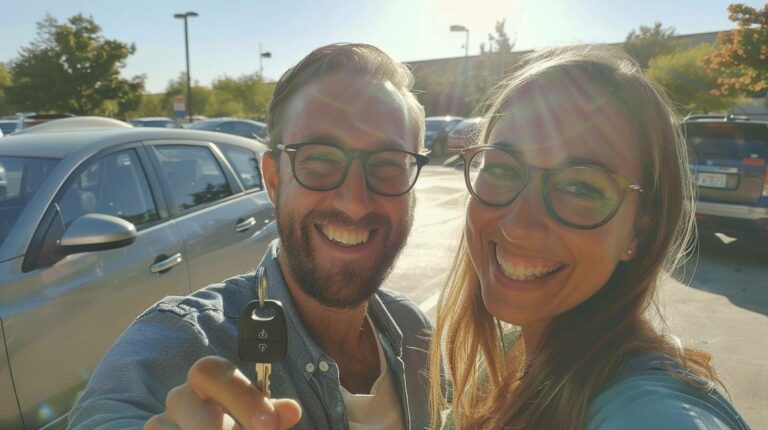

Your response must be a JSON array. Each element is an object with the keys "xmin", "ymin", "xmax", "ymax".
[{"xmin": 626, "ymin": 249, "xmax": 633, "ymax": 256}]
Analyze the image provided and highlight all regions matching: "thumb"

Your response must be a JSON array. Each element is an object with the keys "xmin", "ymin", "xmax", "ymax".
[{"xmin": 272, "ymin": 398, "xmax": 302, "ymax": 429}]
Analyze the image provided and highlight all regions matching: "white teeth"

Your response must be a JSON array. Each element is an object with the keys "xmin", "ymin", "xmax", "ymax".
[
  {"xmin": 319, "ymin": 225, "xmax": 370, "ymax": 247},
  {"xmin": 495, "ymin": 247, "xmax": 563, "ymax": 281}
]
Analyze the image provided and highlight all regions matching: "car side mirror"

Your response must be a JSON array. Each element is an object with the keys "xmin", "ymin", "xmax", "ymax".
[{"xmin": 60, "ymin": 213, "xmax": 137, "ymax": 255}]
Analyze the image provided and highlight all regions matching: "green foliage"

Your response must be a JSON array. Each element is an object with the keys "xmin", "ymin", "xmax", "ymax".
[
  {"xmin": 705, "ymin": 3, "xmax": 768, "ymax": 96},
  {"xmin": 0, "ymin": 62, "xmax": 13, "ymax": 115},
  {"xmin": 128, "ymin": 93, "xmax": 164, "ymax": 118},
  {"xmin": 206, "ymin": 74, "xmax": 273, "ymax": 119},
  {"xmin": 6, "ymin": 14, "xmax": 145, "ymax": 117},
  {"xmin": 623, "ymin": 22, "xmax": 679, "ymax": 69},
  {"xmin": 158, "ymin": 72, "xmax": 210, "ymax": 119},
  {"xmin": 130, "ymin": 72, "xmax": 274, "ymax": 121},
  {"xmin": 647, "ymin": 44, "xmax": 743, "ymax": 114}
]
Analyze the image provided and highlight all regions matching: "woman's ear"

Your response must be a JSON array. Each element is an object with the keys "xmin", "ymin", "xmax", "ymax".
[
  {"xmin": 262, "ymin": 150, "xmax": 279, "ymax": 206},
  {"xmin": 621, "ymin": 213, "xmax": 650, "ymax": 262}
]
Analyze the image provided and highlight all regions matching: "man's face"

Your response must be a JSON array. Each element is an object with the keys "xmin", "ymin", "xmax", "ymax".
[{"xmin": 264, "ymin": 73, "xmax": 418, "ymax": 309}]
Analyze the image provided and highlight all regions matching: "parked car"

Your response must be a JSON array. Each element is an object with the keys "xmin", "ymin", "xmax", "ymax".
[
  {"xmin": 425, "ymin": 116, "xmax": 464, "ymax": 157},
  {"xmin": 15, "ymin": 113, "xmax": 76, "ymax": 132},
  {"xmin": 130, "ymin": 117, "xmax": 183, "ymax": 128},
  {"xmin": 190, "ymin": 118, "xmax": 267, "ymax": 141},
  {"xmin": 0, "ymin": 117, "xmax": 277, "ymax": 429},
  {"xmin": 0, "ymin": 120, "xmax": 16, "ymax": 136},
  {"xmin": 446, "ymin": 117, "xmax": 485, "ymax": 150},
  {"xmin": 684, "ymin": 115, "xmax": 768, "ymax": 251}
]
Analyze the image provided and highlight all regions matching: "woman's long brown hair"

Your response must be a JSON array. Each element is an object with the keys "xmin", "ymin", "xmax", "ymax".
[{"xmin": 428, "ymin": 45, "xmax": 720, "ymax": 429}]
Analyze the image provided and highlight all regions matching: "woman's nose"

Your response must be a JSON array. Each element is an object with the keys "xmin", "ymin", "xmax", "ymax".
[{"xmin": 497, "ymin": 179, "xmax": 550, "ymax": 239}]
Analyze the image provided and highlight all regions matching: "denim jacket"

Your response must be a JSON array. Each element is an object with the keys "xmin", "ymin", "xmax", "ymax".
[{"xmin": 67, "ymin": 240, "xmax": 433, "ymax": 430}]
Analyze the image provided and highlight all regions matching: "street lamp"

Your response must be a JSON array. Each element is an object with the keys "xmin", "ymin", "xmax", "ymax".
[
  {"xmin": 450, "ymin": 24, "xmax": 470, "ymax": 114},
  {"xmin": 450, "ymin": 25, "xmax": 469, "ymax": 59},
  {"xmin": 259, "ymin": 43, "xmax": 272, "ymax": 78},
  {"xmin": 174, "ymin": 11, "xmax": 198, "ymax": 121}
]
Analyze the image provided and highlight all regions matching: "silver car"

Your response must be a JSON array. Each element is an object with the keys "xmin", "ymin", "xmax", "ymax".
[{"xmin": 0, "ymin": 118, "xmax": 277, "ymax": 429}]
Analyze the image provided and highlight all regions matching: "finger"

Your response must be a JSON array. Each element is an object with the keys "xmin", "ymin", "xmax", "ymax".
[
  {"xmin": 165, "ymin": 383, "xmax": 235, "ymax": 430},
  {"xmin": 145, "ymin": 413, "xmax": 181, "ymax": 430},
  {"xmin": 272, "ymin": 399, "xmax": 302, "ymax": 429},
  {"xmin": 187, "ymin": 356, "xmax": 278, "ymax": 430}
]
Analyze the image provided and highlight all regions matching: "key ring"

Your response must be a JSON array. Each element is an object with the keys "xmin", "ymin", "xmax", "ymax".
[{"xmin": 258, "ymin": 266, "xmax": 268, "ymax": 308}]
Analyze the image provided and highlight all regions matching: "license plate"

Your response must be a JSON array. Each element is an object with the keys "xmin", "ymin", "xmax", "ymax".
[{"xmin": 696, "ymin": 172, "xmax": 727, "ymax": 188}]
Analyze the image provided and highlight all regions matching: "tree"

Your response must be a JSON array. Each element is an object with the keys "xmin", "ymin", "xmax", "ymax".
[
  {"xmin": 7, "ymin": 14, "xmax": 144, "ymax": 116},
  {"xmin": 0, "ymin": 62, "xmax": 13, "ymax": 115},
  {"xmin": 206, "ymin": 74, "xmax": 273, "ymax": 119},
  {"xmin": 704, "ymin": 3, "xmax": 768, "ymax": 96},
  {"xmin": 623, "ymin": 22, "xmax": 679, "ymax": 69},
  {"xmin": 647, "ymin": 44, "xmax": 743, "ymax": 114},
  {"xmin": 161, "ymin": 72, "xmax": 210, "ymax": 119}
]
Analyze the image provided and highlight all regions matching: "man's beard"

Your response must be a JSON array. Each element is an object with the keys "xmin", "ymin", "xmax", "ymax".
[{"xmin": 275, "ymin": 197, "xmax": 413, "ymax": 309}]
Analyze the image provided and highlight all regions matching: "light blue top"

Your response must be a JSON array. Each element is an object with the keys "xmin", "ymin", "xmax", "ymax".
[
  {"xmin": 67, "ymin": 239, "xmax": 433, "ymax": 430},
  {"xmin": 587, "ymin": 354, "xmax": 750, "ymax": 430}
]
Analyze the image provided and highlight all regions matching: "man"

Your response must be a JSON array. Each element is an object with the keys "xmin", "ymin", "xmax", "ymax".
[{"xmin": 67, "ymin": 43, "xmax": 432, "ymax": 430}]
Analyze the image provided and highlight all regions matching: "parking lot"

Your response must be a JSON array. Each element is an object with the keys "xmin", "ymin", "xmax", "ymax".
[{"xmin": 389, "ymin": 164, "xmax": 768, "ymax": 429}]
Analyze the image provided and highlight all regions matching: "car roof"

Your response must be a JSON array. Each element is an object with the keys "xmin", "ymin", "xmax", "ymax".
[
  {"xmin": 0, "ymin": 127, "xmax": 268, "ymax": 159},
  {"xmin": 132, "ymin": 117, "xmax": 175, "ymax": 122}
]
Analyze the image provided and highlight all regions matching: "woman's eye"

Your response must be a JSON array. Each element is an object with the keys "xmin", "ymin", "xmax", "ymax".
[
  {"xmin": 483, "ymin": 164, "xmax": 522, "ymax": 180},
  {"xmin": 559, "ymin": 181, "xmax": 607, "ymax": 199}
]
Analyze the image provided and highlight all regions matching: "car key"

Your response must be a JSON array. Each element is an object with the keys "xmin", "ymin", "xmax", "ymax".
[{"xmin": 238, "ymin": 268, "xmax": 287, "ymax": 398}]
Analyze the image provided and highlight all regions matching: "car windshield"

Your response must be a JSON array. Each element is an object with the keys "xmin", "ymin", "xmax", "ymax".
[
  {"xmin": 0, "ymin": 157, "xmax": 59, "ymax": 248},
  {"xmin": 189, "ymin": 121, "xmax": 219, "ymax": 131},
  {"xmin": 133, "ymin": 120, "xmax": 174, "ymax": 128},
  {"xmin": 426, "ymin": 120, "xmax": 448, "ymax": 133},
  {"xmin": 686, "ymin": 122, "xmax": 768, "ymax": 158}
]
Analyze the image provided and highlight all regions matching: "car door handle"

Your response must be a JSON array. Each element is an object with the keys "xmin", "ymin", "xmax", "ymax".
[
  {"xmin": 235, "ymin": 217, "xmax": 257, "ymax": 232},
  {"xmin": 150, "ymin": 253, "xmax": 183, "ymax": 273}
]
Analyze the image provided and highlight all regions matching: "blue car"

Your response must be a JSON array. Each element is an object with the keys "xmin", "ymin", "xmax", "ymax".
[{"xmin": 685, "ymin": 115, "xmax": 768, "ymax": 252}]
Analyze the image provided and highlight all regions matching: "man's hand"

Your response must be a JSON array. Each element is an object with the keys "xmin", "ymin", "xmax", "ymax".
[{"xmin": 144, "ymin": 356, "xmax": 302, "ymax": 430}]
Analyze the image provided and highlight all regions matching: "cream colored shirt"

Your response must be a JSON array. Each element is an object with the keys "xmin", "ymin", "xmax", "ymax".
[{"xmin": 341, "ymin": 316, "xmax": 405, "ymax": 430}]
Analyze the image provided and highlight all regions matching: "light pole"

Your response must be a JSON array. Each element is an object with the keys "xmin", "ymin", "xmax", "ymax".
[
  {"xmin": 450, "ymin": 25, "xmax": 470, "ymax": 114},
  {"xmin": 174, "ymin": 11, "xmax": 198, "ymax": 121},
  {"xmin": 259, "ymin": 44, "xmax": 272, "ymax": 78}
]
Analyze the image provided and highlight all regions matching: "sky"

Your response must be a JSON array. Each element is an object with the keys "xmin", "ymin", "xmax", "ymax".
[{"xmin": 1, "ymin": 0, "xmax": 764, "ymax": 93}]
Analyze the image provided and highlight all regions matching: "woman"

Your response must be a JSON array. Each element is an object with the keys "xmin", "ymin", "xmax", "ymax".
[{"xmin": 428, "ymin": 46, "xmax": 750, "ymax": 429}]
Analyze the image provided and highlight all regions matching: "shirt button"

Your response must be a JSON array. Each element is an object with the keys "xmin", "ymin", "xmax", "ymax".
[
  {"xmin": 305, "ymin": 363, "xmax": 315, "ymax": 373},
  {"xmin": 319, "ymin": 361, "xmax": 330, "ymax": 372}
]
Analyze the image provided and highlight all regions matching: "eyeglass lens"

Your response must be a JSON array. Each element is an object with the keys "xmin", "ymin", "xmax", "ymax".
[
  {"xmin": 467, "ymin": 148, "xmax": 623, "ymax": 227},
  {"xmin": 293, "ymin": 144, "xmax": 420, "ymax": 195}
]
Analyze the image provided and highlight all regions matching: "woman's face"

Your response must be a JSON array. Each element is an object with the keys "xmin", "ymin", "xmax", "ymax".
[{"xmin": 465, "ymin": 71, "xmax": 645, "ymax": 330}]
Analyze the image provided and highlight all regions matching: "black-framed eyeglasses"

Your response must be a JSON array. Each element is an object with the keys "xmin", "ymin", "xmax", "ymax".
[
  {"xmin": 276, "ymin": 142, "xmax": 430, "ymax": 196},
  {"xmin": 458, "ymin": 145, "xmax": 644, "ymax": 229}
]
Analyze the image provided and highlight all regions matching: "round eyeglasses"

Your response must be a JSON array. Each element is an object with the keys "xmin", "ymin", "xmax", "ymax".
[
  {"xmin": 459, "ymin": 145, "xmax": 644, "ymax": 229},
  {"xmin": 276, "ymin": 142, "xmax": 430, "ymax": 196}
]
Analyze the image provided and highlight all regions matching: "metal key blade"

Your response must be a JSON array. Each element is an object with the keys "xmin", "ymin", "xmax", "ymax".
[{"xmin": 255, "ymin": 362, "xmax": 271, "ymax": 398}]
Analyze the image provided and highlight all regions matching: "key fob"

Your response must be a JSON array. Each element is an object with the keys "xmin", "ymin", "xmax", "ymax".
[{"xmin": 238, "ymin": 300, "xmax": 288, "ymax": 363}]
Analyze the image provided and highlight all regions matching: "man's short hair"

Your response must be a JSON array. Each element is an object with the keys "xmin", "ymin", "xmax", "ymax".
[{"xmin": 266, "ymin": 43, "xmax": 425, "ymax": 152}]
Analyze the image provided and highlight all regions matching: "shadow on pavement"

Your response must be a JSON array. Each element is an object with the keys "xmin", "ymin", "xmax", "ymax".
[{"xmin": 673, "ymin": 233, "xmax": 768, "ymax": 317}]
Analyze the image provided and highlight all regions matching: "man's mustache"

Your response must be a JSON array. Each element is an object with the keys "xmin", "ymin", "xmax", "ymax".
[{"xmin": 304, "ymin": 209, "xmax": 390, "ymax": 230}]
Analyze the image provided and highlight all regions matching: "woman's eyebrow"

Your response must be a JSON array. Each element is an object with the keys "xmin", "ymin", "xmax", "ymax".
[
  {"xmin": 489, "ymin": 141, "xmax": 610, "ymax": 169},
  {"xmin": 561, "ymin": 156, "xmax": 608, "ymax": 168}
]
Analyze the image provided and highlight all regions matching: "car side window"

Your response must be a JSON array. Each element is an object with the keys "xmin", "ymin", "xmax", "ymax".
[
  {"xmin": 220, "ymin": 144, "xmax": 263, "ymax": 191},
  {"xmin": 155, "ymin": 145, "xmax": 232, "ymax": 213},
  {"xmin": 57, "ymin": 149, "xmax": 158, "ymax": 228}
]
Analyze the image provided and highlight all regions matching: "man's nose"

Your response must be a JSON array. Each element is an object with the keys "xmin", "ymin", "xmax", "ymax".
[{"xmin": 333, "ymin": 160, "xmax": 374, "ymax": 218}]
